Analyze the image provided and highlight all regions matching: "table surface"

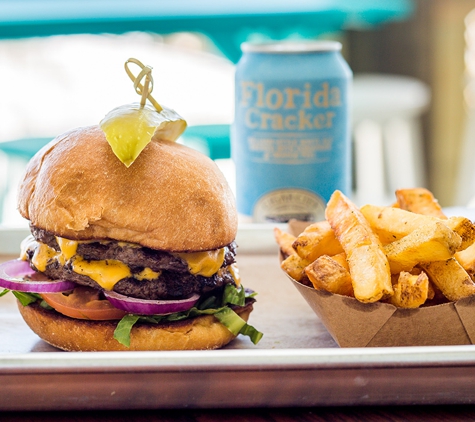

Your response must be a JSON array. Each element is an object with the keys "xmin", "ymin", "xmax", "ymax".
[{"xmin": 3, "ymin": 405, "xmax": 475, "ymax": 421}]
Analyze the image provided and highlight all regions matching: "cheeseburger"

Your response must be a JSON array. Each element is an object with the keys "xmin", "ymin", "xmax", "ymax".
[{"xmin": 0, "ymin": 124, "xmax": 261, "ymax": 351}]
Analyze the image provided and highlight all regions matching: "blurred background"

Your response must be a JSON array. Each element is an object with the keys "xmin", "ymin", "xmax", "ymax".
[{"xmin": 1, "ymin": 0, "xmax": 475, "ymax": 226}]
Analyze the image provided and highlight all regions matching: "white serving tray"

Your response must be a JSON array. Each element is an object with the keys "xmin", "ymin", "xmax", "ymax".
[{"xmin": 2, "ymin": 224, "xmax": 475, "ymax": 410}]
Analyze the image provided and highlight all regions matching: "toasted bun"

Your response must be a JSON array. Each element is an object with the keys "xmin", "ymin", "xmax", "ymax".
[
  {"xmin": 18, "ymin": 125, "xmax": 237, "ymax": 251},
  {"xmin": 18, "ymin": 301, "xmax": 254, "ymax": 351}
]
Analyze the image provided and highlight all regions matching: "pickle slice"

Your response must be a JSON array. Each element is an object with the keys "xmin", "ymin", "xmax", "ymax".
[{"xmin": 100, "ymin": 103, "xmax": 187, "ymax": 167}]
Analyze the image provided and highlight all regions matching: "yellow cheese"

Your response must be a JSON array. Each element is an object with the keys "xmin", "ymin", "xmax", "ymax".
[
  {"xmin": 19, "ymin": 235, "xmax": 133, "ymax": 290},
  {"xmin": 134, "ymin": 267, "xmax": 161, "ymax": 281},
  {"xmin": 20, "ymin": 235, "xmax": 227, "ymax": 290},
  {"xmin": 72, "ymin": 258, "xmax": 131, "ymax": 291},
  {"xmin": 229, "ymin": 263, "xmax": 241, "ymax": 287},
  {"xmin": 177, "ymin": 248, "xmax": 225, "ymax": 277},
  {"xmin": 55, "ymin": 236, "xmax": 133, "ymax": 290},
  {"xmin": 31, "ymin": 242, "xmax": 58, "ymax": 272},
  {"xmin": 55, "ymin": 237, "xmax": 79, "ymax": 264}
]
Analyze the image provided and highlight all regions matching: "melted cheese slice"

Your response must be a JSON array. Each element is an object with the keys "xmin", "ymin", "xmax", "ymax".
[
  {"xmin": 30, "ymin": 242, "xmax": 58, "ymax": 273},
  {"xmin": 21, "ymin": 236, "xmax": 133, "ymax": 290},
  {"xmin": 55, "ymin": 237, "xmax": 79, "ymax": 264},
  {"xmin": 134, "ymin": 267, "xmax": 161, "ymax": 281},
  {"xmin": 71, "ymin": 258, "xmax": 131, "ymax": 291},
  {"xmin": 21, "ymin": 235, "xmax": 227, "ymax": 291},
  {"xmin": 229, "ymin": 263, "xmax": 241, "ymax": 287},
  {"xmin": 177, "ymin": 248, "xmax": 225, "ymax": 277}
]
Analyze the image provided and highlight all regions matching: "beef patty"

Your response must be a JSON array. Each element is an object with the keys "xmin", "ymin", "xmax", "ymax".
[{"xmin": 27, "ymin": 227, "xmax": 237, "ymax": 300}]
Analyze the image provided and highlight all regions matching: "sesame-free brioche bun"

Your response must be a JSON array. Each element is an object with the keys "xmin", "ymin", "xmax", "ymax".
[
  {"xmin": 18, "ymin": 125, "xmax": 237, "ymax": 251},
  {"xmin": 18, "ymin": 300, "xmax": 254, "ymax": 351}
]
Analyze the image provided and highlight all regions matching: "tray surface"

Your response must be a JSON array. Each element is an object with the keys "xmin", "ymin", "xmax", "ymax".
[{"xmin": 2, "ymin": 225, "xmax": 475, "ymax": 410}]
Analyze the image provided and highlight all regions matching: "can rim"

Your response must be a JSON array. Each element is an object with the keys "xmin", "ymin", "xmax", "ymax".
[{"xmin": 241, "ymin": 40, "xmax": 342, "ymax": 53}]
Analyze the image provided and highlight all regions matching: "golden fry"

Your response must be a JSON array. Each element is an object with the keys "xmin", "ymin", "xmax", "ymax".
[
  {"xmin": 455, "ymin": 242, "xmax": 475, "ymax": 276},
  {"xmin": 387, "ymin": 271, "xmax": 429, "ymax": 308},
  {"xmin": 384, "ymin": 222, "xmax": 462, "ymax": 274},
  {"xmin": 445, "ymin": 216, "xmax": 475, "ymax": 251},
  {"xmin": 421, "ymin": 258, "xmax": 475, "ymax": 301},
  {"xmin": 361, "ymin": 204, "xmax": 474, "ymax": 250},
  {"xmin": 292, "ymin": 220, "xmax": 343, "ymax": 262},
  {"xmin": 275, "ymin": 186, "xmax": 475, "ymax": 306},
  {"xmin": 395, "ymin": 187, "xmax": 446, "ymax": 218},
  {"xmin": 330, "ymin": 252, "xmax": 349, "ymax": 271},
  {"xmin": 305, "ymin": 255, "xmax": 354, "ymax": 297},
  {"xmin": 281, "ymin": 254, "xmax": 311, "ymax": 283},
  {"xmin": 325, "ymin": 190, "xmax": 393, "ymax": 303},
  {"xmin": 273, "ymin": 227, "xmax": 297, "ymax": 257}
]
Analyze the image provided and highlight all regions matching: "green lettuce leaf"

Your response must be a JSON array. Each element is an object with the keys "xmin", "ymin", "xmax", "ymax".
[
  {"xmin": 222, "ymin": 283, "xmax": 246, "ymax": 306},
  {"xmin": 39, "ymin": 300, "xmax": 54, "ymax": 310},
  {"xmin": 12, "ymin": 291, "xmax": 41, "ymax": 306},
  {"xmin": 197, "ymin": 295, "xmax": 220, "ymax": 310},
  {"xmin": 214, "ymin": 306, "xmax": 246, "ymax": 335},
  {"xmin": 4, "ymin": 283, "xmax": 263, "ymax": 348},
  {"xmin": 113, "ymin": 314, "xmax": 141, "ymax": 347},
  {"xmin": 214, "ymin": 307, "xmax": 263, "ymax": 345},
  {"xmin": 238, "ymin": 322, "xmax": 264, "ymax": 345},
  {"xmin": 112, "ymin": 284, "xmax": 263, "ymax": 347},
  {"xmin": 4, "ymin": 289, "xmax": 53, "ymax": 310}
]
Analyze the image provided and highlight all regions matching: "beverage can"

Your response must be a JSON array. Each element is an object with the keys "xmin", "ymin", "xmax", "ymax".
[{"xmin": 232, "ymin": 41, "xmax": 352, "ymax": 223}]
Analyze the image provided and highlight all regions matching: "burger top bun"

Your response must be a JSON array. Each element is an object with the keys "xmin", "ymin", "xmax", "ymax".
[{"xmin": 18, "ymin": 125, "xmax": 238, "ymax": 252}]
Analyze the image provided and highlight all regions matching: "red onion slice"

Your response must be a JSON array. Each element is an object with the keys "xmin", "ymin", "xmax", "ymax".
[
  {"xmin": 104, "ymin": 290, "xmax": 200, "ymax": 315},
  {"xmin": 0, "ymin": 259, "xmax": 76, "ymax": 293}
]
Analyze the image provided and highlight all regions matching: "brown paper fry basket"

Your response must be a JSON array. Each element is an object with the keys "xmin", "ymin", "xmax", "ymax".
[{"xmin": 287, "ymin": 274, "xmax": 475, "ymax": 347}]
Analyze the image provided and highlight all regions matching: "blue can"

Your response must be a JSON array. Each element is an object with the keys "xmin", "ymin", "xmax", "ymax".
[{"xmin": 232, "ymin": 41, "xmax": 352, "ymax": 223}]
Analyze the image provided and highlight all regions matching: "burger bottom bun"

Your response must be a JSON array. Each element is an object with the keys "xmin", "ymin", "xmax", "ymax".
[{"xmin": 18, "ymin": 301, "xmax": 254, "ymax": 351}]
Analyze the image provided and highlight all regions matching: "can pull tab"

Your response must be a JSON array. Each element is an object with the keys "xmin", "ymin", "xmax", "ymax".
[{"xmin": 124, "ymin": 58, "xmax": 163, "ymax": 112}]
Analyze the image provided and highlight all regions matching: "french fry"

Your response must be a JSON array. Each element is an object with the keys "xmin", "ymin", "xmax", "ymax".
[
  {"xmin": 395, "ymin": 187, "xmax": 446, "ymax": 218},
  {"xmin": 274, "ymin": 227, "xmax": 297, "ymax": 257},
  {"xmin": 330, "ymin": 252, "xmax": 349, "ymax": 271},
  {"xmin": 292, "ymin": 220, "xmax": 343, "ymax": 262},
  {"xmin": 305, "ymin": 255, "xmax": 354, "ymax": 297},
  {"xmin": 384, "ymin": 222, "xmax": 462, "ymax": 274},
  {"xmin": 387, "ymin": 271, "xmax": 429, "ymax": 308},
  {"xmin": 421, "ymin": 258, "xmax": 475, "ymax": 301},
  {"xmin": 325, "ymin": 190, "xmax": 393, "ymax": 303},
  {"xmin": 361, "ymin": 204, "xmax": 475, "ymax": 250},
  {"xmin": 446, "ymin": 216, "xmax": 475, "ymax": 250},
  {"xmin": 360, "ymin": 204, "xmax": 421, "ymax": 244},
  {"xmin": 412, "ymin": 266, "xmax": 437, "ymax": 300},
  {"xmin": 281, "ymin": 254, "xmax": 311, "ymax": 283},
  {"xmin": 455, "ymin": 242, "xmax": 475, "ymax": 276},
  {"xmin": 276, "ymin": 186, "xmax": 475, "ymax": 308}
]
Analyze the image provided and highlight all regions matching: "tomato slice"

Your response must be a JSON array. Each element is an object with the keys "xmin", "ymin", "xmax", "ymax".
[{"xmin": 41, "ymin": 286, "xmax": 127, "ymax": 320}]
